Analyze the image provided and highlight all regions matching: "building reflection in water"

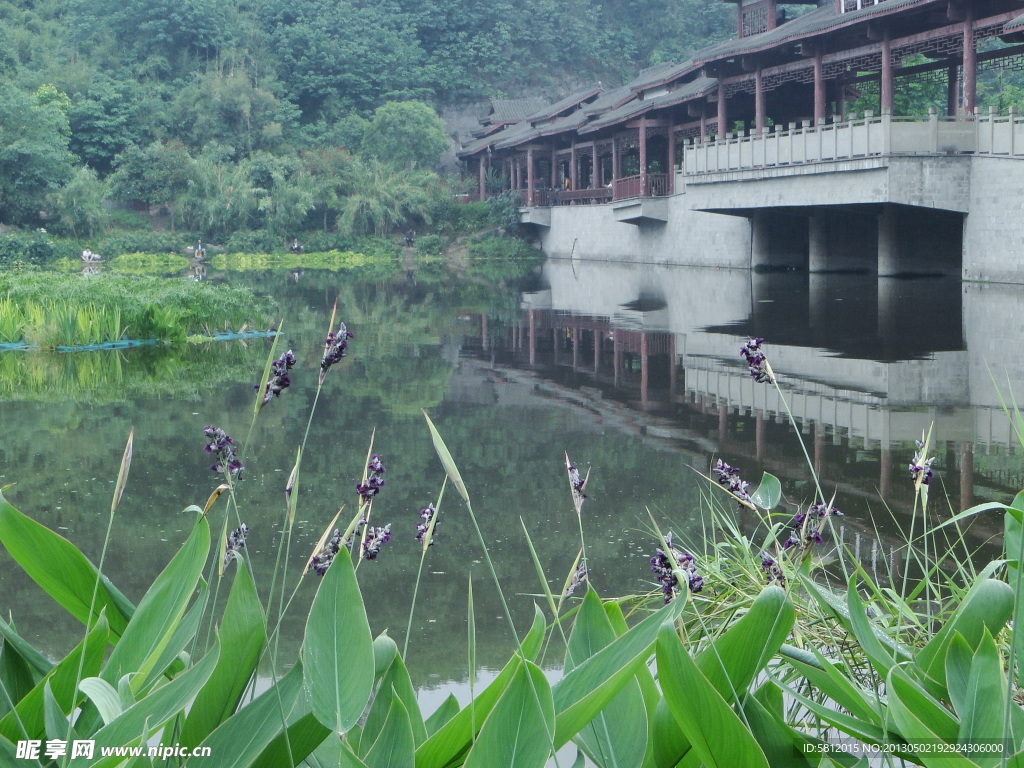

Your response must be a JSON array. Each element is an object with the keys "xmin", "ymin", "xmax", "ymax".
[{"xmin": 462, "ymin": 259, "xmax": 1023, "ymax": 562}]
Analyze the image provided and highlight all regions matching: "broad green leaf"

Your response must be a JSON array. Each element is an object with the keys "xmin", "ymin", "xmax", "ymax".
[
  {"xmin": 145, "ymin": 577, "xmax": 207, "ymax": 684},
  {"xmin": 657, "ymin": 625, "xmax": 769, "ymax": 768},
  {"xmin": 0, "ymin": 615, "xmax": 53, "ymax": 677},
  {"xmin": 425, "ymin": 694, "xmax": 459, "ymax": 736},
  {"xmin": 364, "ymin": 693, "xmax": 415, "ymax": 768},
  {"xmin": 373, "ymin": 634, "xmax": 398, "ymax": 680},
  {"xmin": 916, "ymin": 578, "xmax": 1014, "ymax": 698},
  {"xmin": 69, "ymin": 642, "xmax": 220, "ymax": 768},
  {"xmin": 0, "ymin": 732, "xmax": 43, "ymax": 768},
  {"xmin": 947, "ymin": 630, "xmax": 1005, "ymax": 766},
  {"xmin": 416, "ymin": 608, "xmax": 547, "ymax": 768},
  {"xmin": 362, "ymin": 649, "xmax": 426, "ymax": 750},
  {"xmin": 43, "ymin": 680, "xmax": 78, "ymax": 743},
  {"xmin": 0, "ymin": 634, "xmax": 36, "ymax": 721},
  {"xmin": 780, "ymin": 645, "xmax": 883, "ymax": 726},
  {"xmin": 0, "ymin": 616, "xmax": 108, "ymax": 743},
  {"xmin": 464, "ymin": 660, "xmax": 554, "ymax": 768},
  {"xmin": 651, "ymin": 697, "xmax": 690, "ymax": 768},
  {"xmin": 553, "ymin": 597, "xmax": 683, "ymax": 746},
  {"xmin": 696, "ymin": 586, "xmax": 794, "ymax": 702},
  {"xmin": 422, "ymin": 410, "xmax": 470, "ymax": 503},
  {"xmin": 250, "ymin": 712, "xmax": 331, "ymax": 768},
  {"xmin": 741, "ymin": 684, "xmax": 817, "ymax": 767},
  {"xmin": 181, "ymin": 560, "xmax": 265, "ymax": 746},
  {"xmin": 191, "ymin": 663, "xmax": 306, "ymax": 768},
  {"xmin": 0, "ymin": 491, "xmax": 133, "ymax": 636},
  {"xmin": 302, "ymin": 547, "xmax": 374, "ymax": 734},
  {"xmin": 567, "ymin": 590, "xmax": 647, "ymax": 768},
  {"xmin": 103, "ymin": 514, "xmax": 210, "ymax": 692},
  {"xmin": 770, "ymin": 673, "xmax": 895, "ymax": 748},
  {"xmin": 79, "ymin": 678, "xmax": 121, "ymax": 725},
  {"xmin": 750, "ymin": 472, "xmax": 782, "ymax": 510},
  {"xmin": 803, "ymin": 578, "xmax": 912, "ymax": 666},
  {"xmin": 885, "ymin": 667, "xmax": 965, "ymax": 766}
]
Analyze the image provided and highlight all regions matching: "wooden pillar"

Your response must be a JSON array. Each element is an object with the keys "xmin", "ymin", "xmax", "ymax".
[
  {"xmin": 717, "ymin": 83, "xmax": 727, "ymax": 139},
  {"xmin": 814, "ymin": 49, "xmax": 825, "ymax": 124},
  {"xmin": 528, "ymin": 310, "xmax": 536, "ymax": 366},
  {"xmin": 552, "ymin": 327, "xmax": 559, "ymax": 364},
  {"xmin": 668, "ymin": 335, "xmax": 678, "ymax": 396},
  {"xmin": 947, "ymin": 66, "xmax": 959, "ymax": 116},
  {"xmin": 640, "ymin": 332, "xmax": 649, "ymax": 407},
  {"xmin": 755, "ymin": 412, "xmax": 766, "ymax": 461},
  {"xmin": 526, "ymin": 147, "xmax": 535, "ymax": 206},
  {"xmin": 570, "ymin": 143, "xmax": 577, "ymax": 190},
  {"xmin": 478, "ymin": 156, "xmax": 487, "ymax": 201},
  {"xmin": 960, "ymin": 441, "xmax": 974, "ymax": 511},
  {"xmin": 593, "ymin": 329, "xmax": 600, "ymax": 373},
  {"xmin": 639, "ymin": 116, "xmax": 648, "ymax": 194},
  {"xmin": 700, "ymin": 113, "xmax": 707, "ymax": 142},
  {"xmin": 550, "ymin": 142, "xmax": 558, "ymax": 188},
  {"xmin": 591, "ymin": 143, "xmax": 599, "ymax": 188},
  {"xmin": 612, "ymin": 330, "xmax": 621, "ymax": 387},
  {"xmin": 481, "ymin": 314, "xmax": 488, "ymax": 351},
  {"xmin": 755, "ymin": 68, "xmax": 766, "ymax": 135},
  {"xmin": 572, "ymin": 327, "xmax": 579, "ymax": 371},
  {"xmin": 667, "ymin": 126, "xmax": 676, "ymax": 193},
  {"xmin": 881, "ymin": 32, "xmax": 893, "ymax": 115},
  {"xmin": 610, "ymin": 135, "xmax": 618, "ymax": 183},
  {"xmin": 963, "ymin": 15, "xmax": 976, "ymax": 115}
]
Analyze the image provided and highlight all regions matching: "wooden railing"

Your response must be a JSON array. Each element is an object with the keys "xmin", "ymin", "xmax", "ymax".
[
  {"xmin": 611, "ymin": 173, "xmax": 669, "ymax": 200},
  {"xmin": 680, "ymin": 109, "xmax": 1024, "ymax": 176}
]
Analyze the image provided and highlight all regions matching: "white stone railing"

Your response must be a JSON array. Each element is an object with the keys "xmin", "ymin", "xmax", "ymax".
[{"xmin": 681, "ymin": 109, "xmax": 1024, "ymax": 176}]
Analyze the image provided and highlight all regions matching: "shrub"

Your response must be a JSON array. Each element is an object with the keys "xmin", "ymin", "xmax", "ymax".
[
  {"xmin": 97, "ymin": 230, "xmax": 184, "ymax": 256},
  {"xmin": 225, "ymin": 229, "xmax": 281, "ymax": 254},
  {"xmin": 415, "ymin": 233, "xmax": 445, "ymax": 256},
  {"xmin": 0, "ymin": 229, "xmax": 56, "ymax": 266}
]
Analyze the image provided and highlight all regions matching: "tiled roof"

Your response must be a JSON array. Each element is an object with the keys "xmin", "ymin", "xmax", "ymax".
[
  {"xmin": 583, "ymin": 85, "xmax": 634, "ymax": 116},
  {"xmin": 579, "ymin": 76, "xmax": 717, "ymax": 133},
  {"xmin": 495, "ymin": 110, "xmax": 590, "ymax": 149},
  {"xmin": 629, "ymin": 61, "xmax": 697, "ymax": 92},
  {"xmin": 525, "ymin": 84, "xmax": 603, "ymax": 122},
  {"xmin": 1006, "ymin": 11, "xmax": 1024, "ymax": 31},
  {"xmin": 692, "ymin": 0, "xmax": 936, "ymax": 64},
  {"xmin": 487, "ymin": 97, "xmax": 550, "ymax": 123}
]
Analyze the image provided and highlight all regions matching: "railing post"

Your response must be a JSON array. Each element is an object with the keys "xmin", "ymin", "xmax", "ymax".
[
  {"xmin": 881, "ymin": 111, "xmax": 891, "ymax": 157},
  {"xmin": 863, "ymin": 110, "xmax": 873, "ymax": 156},
  {"xmin": 989, "ymin": 105, "xmax": 997, "ymax": 155},
  {"xmin": 1011, "ymin": 105, "xmax": 1017, "ymax": 156},
  {"xmin": 929, "ymin": 107, "xmax": 938, "ymax": 153}
]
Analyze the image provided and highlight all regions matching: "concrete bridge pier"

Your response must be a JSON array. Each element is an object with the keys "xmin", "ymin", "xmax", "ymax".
[
  {"xmin": 751, "ymin": 210, "xmax": 771, "ymax": 269},
  {"xmin": 877, "ymin": 205, "xmax": 901, "ymax": 276},
  {"xmin": 808, "ymin": 211, "xmax": 828, "ymax": 273}
]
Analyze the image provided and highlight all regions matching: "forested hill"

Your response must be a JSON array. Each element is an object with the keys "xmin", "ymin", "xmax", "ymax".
[
  {"xmin": 0, "ymin": 0, "xmax": 734, "ymax": 238},
  {"xmin": 3, "ymin": 0, "xmax": 732, "ymax": 157}
]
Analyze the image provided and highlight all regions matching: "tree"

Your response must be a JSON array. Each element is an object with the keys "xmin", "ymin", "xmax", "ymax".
[
  {"xmin": 337, "ymin": 157, "xmax": 435, "ymax": 236},
  {"xmin": 108, "ymin": 140, "xmax": 198, "ymax": 208},
  {"xmin": 46, "ymin": 167, "xmax": 111, "ymax": 237},
  {"xmin": 361, "ymin": 101, "xmax": 449, "ymax": 170},
  {"xmin": 0, "ymin": 84, "xmax": 75, "ymax": 225}
]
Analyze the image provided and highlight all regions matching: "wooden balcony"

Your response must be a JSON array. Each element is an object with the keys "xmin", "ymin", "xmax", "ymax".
[
  {"xmin": 612, "ymin": 173, "xmax": 669, "ymax": 201},
  {"xmin": 516, "ymin": 174, "xmax": 666, "ymax": 208}
]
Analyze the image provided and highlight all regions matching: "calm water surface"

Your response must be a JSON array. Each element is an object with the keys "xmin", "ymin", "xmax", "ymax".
[{"xmin": 2, "ymin": 256, "xmax": 1022, "ymax": 691}]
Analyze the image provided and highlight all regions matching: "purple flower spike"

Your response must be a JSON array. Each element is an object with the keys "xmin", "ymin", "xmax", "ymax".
[
  {"xmin": 712, "ymin": 459, "xmax": 751, "ymax": 507},
  {"xmin": 309, "ymin": 529, "xmax": 344, "ymax": 576},
  {"xmin": 909, "ymin": 440, "xmax": 935, "ymax": 486},
  {"xmin": 320, "ymin": 321, "xmax": 354, "ymax": 384},
  {"xmin": 650, "ymin": 531, "xmax": 704, "ymax": 603},
  {"xmin": 760, "ymin": 551, "xmax": 786, "ymax": 587},
  {"xmin": 362, "ymin": 524, "xmax": 392, "ymax": 560},
  {"xmin": 356, "ymin": 454, "xmax": 387, "ymax": 503},
  {"xmin": 739, "ymin": 337, "xmax": 774, "ymax": 383},
  {"xmin": 416, "ymin": 503, "xmax": 439, "ymax": 546},
  {"xmin": 204, "ymin": 426, "xmax": 243, "ymax": 477},
  {"xmin": 224, "ymin": 524, "xmax": 248, "ymax": 567},
  {"xmin": 564, "ymin": 560, "xmax": 589, "ymax": 597},
  {"xmin": 257, "ymin": 350, "xmax": 296, "ymax": 408}
]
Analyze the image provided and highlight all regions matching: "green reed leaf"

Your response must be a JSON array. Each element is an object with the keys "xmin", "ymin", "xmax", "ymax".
[
  {"xmin": 302, "ymin": 548, "xmax": 374, "ymax": 734},
  {"xmin": 464, "ymin": 660, "xmax": 554, "ymax": 768},
  {"xmin": 68, "ymin": 642, "xmax": 220, "ymax": 768},
  {"xmin": 947, "ymin": 629, "xmax": 1005, "ymax": 760},
  {"xmin": 0, "ymin": 616, "xmax": 108, "ymax": 744},
  {"xmin": 79, "ymin": 677, "xmax": 121, "ymax": 725},
  {"xmin": 102, "ymin": 513, "xmax": 210, "ymax": 692},
  {"xmin": 567, "ymin": 590, "xmax": 647, "ymax": 768},
  {"xmin": 422, "ymin": 410, "xmax": 470, "ymax": 503},
  {"xmin": 0, "ymin": 490, "xmax": 134, "ymax": 637},
  {"xmin": 553, "ymin": 596, "xmax": 683, "ymax": 746},
  {"xmin": 425, "ymin": 695, "xmax": 459, "ymax": 737},
  {"xmin": 181, "ymin": 559, "xmax": 266, "ymax": 747},
  {"xmin": 364, "ymin": 694, "xmax": 415, "ymax": 768},
  {"xmin": 657, "ymin": 624, "xmax": 769, "ymax": 768},
  {"xmin": 195, "ymin": 663, "xmax": 306, "ymax": 768},
  {"xmin": 249, "ymin": 712, "xmax": 332, "ymax": 768},
  {"xmin": 885, "ymin": 668, "xmax": 965, "ymax": 766}
]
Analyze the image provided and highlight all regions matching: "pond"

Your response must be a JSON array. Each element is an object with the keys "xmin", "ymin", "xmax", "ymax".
[{"xmin": 1, "ymin": 255, "xmax": 1020, "ymax": 695}]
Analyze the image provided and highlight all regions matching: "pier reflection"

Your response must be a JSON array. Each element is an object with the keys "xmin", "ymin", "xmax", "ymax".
[{"xmin": 463, "ymin": 259, "xmax": 1021, "ymax": 550}]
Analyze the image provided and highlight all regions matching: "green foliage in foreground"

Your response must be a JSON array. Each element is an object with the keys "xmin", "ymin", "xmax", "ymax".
[
  {"xmin": 2, "ymin": 333, "xmax": 1024, "ymax": 768},
  {"xmin": 0, "ymin": 273, "xmax": 274, "ymax": 347}
]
